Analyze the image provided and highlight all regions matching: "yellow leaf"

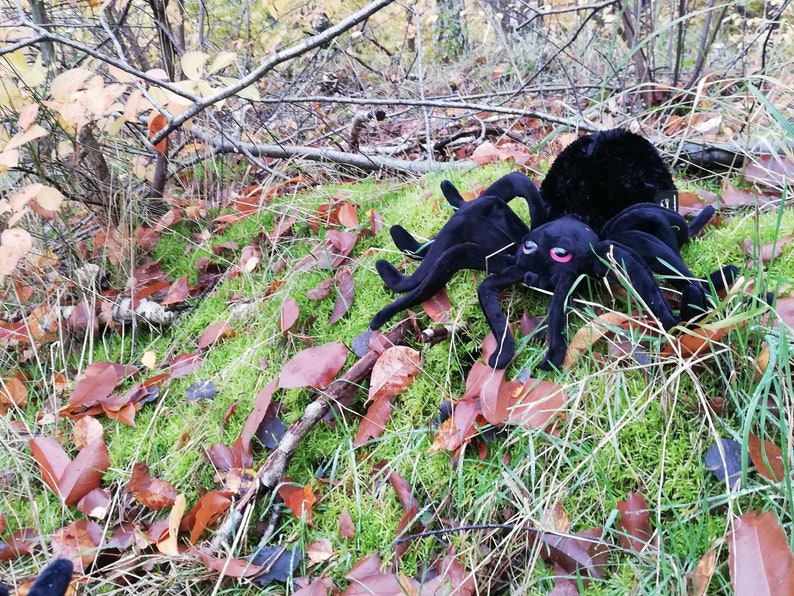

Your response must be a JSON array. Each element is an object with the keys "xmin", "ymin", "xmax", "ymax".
[
  {"xmin": 10, "ymin": 183, "xmax": 60, "ymax": 212},
  {"xmin": 3, "ymin": 124, "xmax": 48, "ymax": 152},
  {"xmin": 33, "ymin": 185, "xmax": 64, "ymax": 212},
  {"xmin": 17, "ymin": 103, "xmax": 40, "ymax": 130},
  {"xmin": 181, "ymin": 51, "xmax": 210, "ymax": 82},
  {"xmin": 0, "ymin": 148, "xmax": 19, "ymax": 173},
  {"xmin": 218, "ymin": 77, "xmax": 259, "ymax": 101},
  {"xmin": 157, "ymin": 493, "xmax": 186, "ymax": 556},
  {"xmin": 50, "ymin": 68, "xmax": 94, "ymax": 101},
  {"xmin": 141, "ymin": 351, "xmax": 158, "ymax": 369},
  {"xmin": 209, "ymin": 52, "xmax": 237, "ymax": 75},
  {"xmin": 1, "ymin": 52, "xmax": 46, "ymax": 87},
  {"xmin": 0, "ymin": 228, "xmax": 33, "ymax": 275}
]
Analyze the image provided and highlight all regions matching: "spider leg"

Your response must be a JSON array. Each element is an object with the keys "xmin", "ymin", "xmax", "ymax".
[
  {"xmin": 538, "ymin": 271, "xmax": 581, "ymax": 371},
  {"xmin": 389, "ymin": 225, "xmax": 426, "ymax": 259},
  {"xmin": 28, "ymin": 558, "xmax": 73, "ymax": 596},
  {"xmin": 687, "ymin": 205, "xmax": 716, "ymax": 237},
  {"xmin": 371, "ymin": 244, "xmax": 496, "ymax": 330},
  {"xmin": 601, "ymin": 204, "xmax": 689, "ymax": 252},
  {"xmin": 679, "ymin": 265, "xmax": 739, "ymax": 322},
  {"xmin": 608, "ymin": 230, "xmax": 697, "ymax": 288},
  {"xmin": 608, "ymin": 230, "xmax": 739, "ymax": 322},
  {"xmin": 376, "ymin": 214, "xmax": 516, "ymax": 293},
  {"xmin": 594, "ymin": 241, "xmax": 679, "ymax": 330},
  {"xmin": 476, "ymin": 266, "xmax": 526, "ymax": 368},
  {"xmin": 440, "ymin": 180, "xmax": 466, "ymax": 208}
]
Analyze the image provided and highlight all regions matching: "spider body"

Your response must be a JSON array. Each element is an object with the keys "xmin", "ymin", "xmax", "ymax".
[{"xmin": 370, "ymin": 129, "xmax": 737, "ymax": 370}]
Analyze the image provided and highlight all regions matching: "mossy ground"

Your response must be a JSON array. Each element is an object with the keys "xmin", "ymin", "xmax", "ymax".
[{"xmin": 2, "ymin": 164, "xmax": 793, "ymax": 593}]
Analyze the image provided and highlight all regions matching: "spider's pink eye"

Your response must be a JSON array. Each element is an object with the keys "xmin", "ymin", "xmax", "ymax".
[
  {"xmin": 550, "ymin": 247, "xmax": 572, "ymax": 263},
  {"xmin": 522, "ymin": 240, "xmax": 538, "ymax": 254}
]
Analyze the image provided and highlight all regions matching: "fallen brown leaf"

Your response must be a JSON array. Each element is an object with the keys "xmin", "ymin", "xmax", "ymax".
[
  {"xmin": 728, "ymin": 510, "xmax": 794, "ymax": 594},
  {"xmin": 127, "ymin": 462, "xmax": 178, "ymax": 510}
]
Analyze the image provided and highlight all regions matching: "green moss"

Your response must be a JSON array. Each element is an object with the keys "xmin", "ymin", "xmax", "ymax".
[{"xmin": 5, "ymin": 163, "xmax": 793, "ymax": 592}]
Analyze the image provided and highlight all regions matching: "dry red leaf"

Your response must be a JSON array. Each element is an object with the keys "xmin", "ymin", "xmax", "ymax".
[
  {"xmin": 237, "ymin": 379, "xmax": 278, "ymax": 460},
  {"xmin": 181, "ymin": 491, "xmax": 233, "ymax": 544},
  {"xmin": 368, "ymin": 209, "xmax": 384, "ymax": 235},
  {"xmin": 127, "ymin": 462, "xmax": 178, "ymax": 510},
  {"xmin": 690, "ymin": 548, "xmax": 717, "ymax": 596},
  {"xmin": 616, "ymin": 492, "xmax": 654, "ymax": 553},
  {"xmin": 206, "ymin": 443, "xmax": 235, "ymax": 471},
  {"xmin": 148, "ymin": 113, "xmax": 169, "ymax": 155},
  {"xmin": 507, "ymin": 379, "xmax": 567, "ymax": 429},
  {"xmin": 0, "ymin": 529, "xmax": 35, "ymax": 561},
  {"xmin": 368, "ymin": 346, "xmax": 421, "ymax": 403},
  {"xmin": 160, "ymin": 276, "xmax": 190, "ymax": 306},
  {"xmin": 77, "ymin": 488, "xmax": 110, "ymax": 520},
  {"xmin": 478, "ymin": 366, "xmax": 510, "ymax": 425},
  {"xmin": 189, "ymin": 544, "xmax": 264, "ymax": 578},
  {"xmin": 294, "ymin": 578, "xmax": 335, "ymax": 596},
  {"xmin": 540, "ymin": 527, "xmax": 608, "ymax": 580},
  {"xmin": 471, "ymin": 140, "xmax": 536, "ymax": 166},
  {"xmin": 337, "ymin": 202, "xmax": 359, "ymax": 228},
  {"xmin": 775, "ymin": 296, "xmax": 794, "ymax": 329},
  {"xmin": 29, "ymin": 437, "xmax": 110, "ymax": 506},
  {"xmin": 743, "ymin": 236, "xmax": 793, "ymax": 264},
  {"xmin": 345, "ymin": 552, "xmax": 382, "ymax": 580},
  {"xmin": 278, "ymin": 483, "xmax": 317, "ymax": 526},
  {"xmin": 678, "ymin": 191, "xmax": 709, "ymax": 216},
  {"xmin": 278, "ymin": 342, "xmax": 348, "ymax": 390},
  {"xmin": 563, "ymin": 312, "xmax": 632, "ymax": 368},
  {"xmin": 329, "ymin": 267, "xmax": 355, "ymax": 324},
  {"xmin": 72, "ymin": 415, "xmax": 104, "ymax": 449},
  {"xmin": 307, "ymin": 538, "xmax": 334, "ymax": 565},
  {"xmin": 169, "ymin": 351, "xmax": 204, "ymax": 378},
  {"xmin": 743, "ymin": 153, "xmax": 794, "ymax": 189},
  {"xmin": 354, "ymin": 394, "xmax": 393, "ymax": 446},
  {"xmin": 747, "ymin": 434, "xmax": 785, "ymax": 482},
  {"xmin": 104, "ymin": 401, "xmax": 138, "ymax": 426},
  {"xmin": 315, "ymin": 230, "xmax": 357, "ymax": 269},
  {"xmin": 279, "ymin": 298, "xmax": 300, "ymax": 332},
  {"xmin": 306, "ymin": 277, "xmax": 334, "ymax": 301},
  {"xmin": 421, "ymin": 549, "xmax": 476, "ymax": 595},
  {"xmin": 661, "ymin": 325, "xmax": 730, "ymax": 358},
  {"xmin": 52, "ymin": 520, "xmax": 103, "ymax": 573},
  {"xmin": 428, "ymin": 397, "xmax": 480, "ymax": 453},
  {"xmin": 68, "ymin": 362, "xmax": 133, "ymax": 409},
  {"xmin": 422, "ymin": 287, "xmax": 452, "ymax": 323},
  {"xmin": 728, "ymin": 510, "xmax": 794, "ymax": 594},
  {"xmin": 197, "ymin": 321, "xmax": 233, "ymax": 350},
  {"xmin": 0, "ymin": 374, "xmax": 27, "ymax": 414},
  {"xmin": 338, "ymin": 508, "xmax": 355, "ymax": 540},
  {"xmin": 344, "ymin": 573, "xmax": 420, "ymax": 595}
]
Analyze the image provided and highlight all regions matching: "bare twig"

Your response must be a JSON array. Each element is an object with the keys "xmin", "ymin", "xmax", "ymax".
[
  {"xmin": 150, "ymin": 0, "xmax": 396, "ymax": 144},
  {"xmin": 243, "ymin": 323, "xmax": 411, "ymax": 506},
  {"xmin": 190, "ymin": 126, "xmax": 475, "ymax": 175},
  {"xmin": 253, "ymin": 95, "xmax": 595, "ymax": 130}
]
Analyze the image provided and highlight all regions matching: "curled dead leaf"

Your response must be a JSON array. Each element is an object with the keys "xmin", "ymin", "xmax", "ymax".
[{"xmin": 127, "ymin": 462, "xmax": 178, "ymax": 510}]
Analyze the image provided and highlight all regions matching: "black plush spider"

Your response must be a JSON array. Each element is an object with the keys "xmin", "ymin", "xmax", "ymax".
[{"xmin": 370, "ymin": 129, "xmax": 737, "ymax": 370}]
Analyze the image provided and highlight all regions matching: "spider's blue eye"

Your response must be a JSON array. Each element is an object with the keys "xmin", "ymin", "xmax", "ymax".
[
  {"xmin": 522, "ymin": 240, "xmax": 538, "ymax": 254},
  {"xmin": 550, "ymin": 247, "xmax": 572, "ymax": 263}
]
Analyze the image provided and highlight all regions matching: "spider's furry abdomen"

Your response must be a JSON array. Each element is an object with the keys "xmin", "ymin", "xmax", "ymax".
[{"xmin": 540, "ymin": 128, "xmax": 676, "ymax": 231}]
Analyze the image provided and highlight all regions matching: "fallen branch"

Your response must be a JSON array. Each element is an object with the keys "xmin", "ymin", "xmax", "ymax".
[
  {"xmin": 236, "ymin": 323, "xmax": 451, "ymax": 509},
  {"xmin": 191, "ymin": 126, "xmax": 475, "ymax": 175},
  {"xmin": 250, "ymin": 323, "xmax": 409, "ymax": 502}
]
